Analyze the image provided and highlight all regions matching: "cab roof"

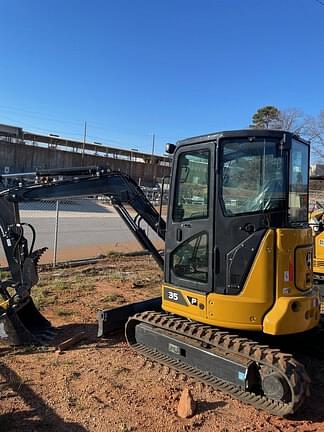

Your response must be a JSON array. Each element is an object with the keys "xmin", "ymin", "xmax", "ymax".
[{"xmin": 176, "ymin": 129, "xmax": 309, "ymax": 147}]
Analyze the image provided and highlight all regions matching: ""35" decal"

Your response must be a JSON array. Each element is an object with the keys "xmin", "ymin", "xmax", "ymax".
[{"xmin": 167, "ymin": 291, "xmax": 179, "ymax": 301}]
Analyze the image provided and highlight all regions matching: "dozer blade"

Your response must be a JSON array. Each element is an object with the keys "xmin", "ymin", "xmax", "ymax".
[
  {"xmin": 97, "ymin": 296, "xmax": 161, "ymax": 337},
  {"xmin": 0, "ymin": 297, "xmax": 56, "ymax": 346}
]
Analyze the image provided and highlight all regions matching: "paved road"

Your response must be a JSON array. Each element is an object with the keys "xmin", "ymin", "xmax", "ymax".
[{"xmin": 0, "ymin": 208, "xmax": 162, "ymax": 264}]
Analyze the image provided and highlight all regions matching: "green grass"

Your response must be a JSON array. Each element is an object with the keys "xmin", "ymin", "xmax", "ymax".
[
  {"xmin": 106, "ymin": 271, "xmax": 130, "ymax": 281},
  {"xmin": 53, "ymin": 280, "xmax": 70, "ymax": 291},
  {"xmin": 32, "ymin": 286, "xmax": 58, "ymax": 310},
  {"xmin": 102, "ymin": 293, "xmax": 126, "ymax": 304},
  {"xmin": 71, "ymin": 282, "xmax": 96, "ymax": 294}
]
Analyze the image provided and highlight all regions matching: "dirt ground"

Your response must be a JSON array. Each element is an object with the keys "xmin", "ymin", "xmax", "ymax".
[{"xmin": 1, "ymin": 255, "xmax": 324, "ymax": 432}]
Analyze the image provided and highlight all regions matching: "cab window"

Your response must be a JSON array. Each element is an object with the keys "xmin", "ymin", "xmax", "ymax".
[
  {"xmin": 221, "ymin": 139, "xmax": 285, "ymax": 215},
  {"xmin": 288, "ymin": 140, "xmax": 309, "ymax": 223},
  {"xmin": 173, "ymin": 151, "xmax": 209, "ymax": 222}
]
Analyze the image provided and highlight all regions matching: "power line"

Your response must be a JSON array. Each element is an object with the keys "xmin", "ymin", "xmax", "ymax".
[
  {"xmin": 314, "ymin": 0, "xmax": 324, "ymax": 6},
  {"xmin": 0, "ymin": 104, "xmax": 169, "ymax": 152},
  {"xmin": 0, "ymin": 105, "xmax": 84, "ymax": 128},
  {"xmin": 0, "ymin": 104, "xmax": 153, "ymax": 142}
]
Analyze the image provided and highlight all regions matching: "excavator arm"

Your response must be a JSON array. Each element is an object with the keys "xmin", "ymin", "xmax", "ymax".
[{"xmin": 0, "ymin": 167, "xmax": 165, "ymax": 344}]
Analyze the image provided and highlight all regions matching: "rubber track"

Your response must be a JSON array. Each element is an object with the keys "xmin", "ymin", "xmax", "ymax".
[{"xmin": 126, "ymin": 311, "xmax": 310, "ymax": 416}]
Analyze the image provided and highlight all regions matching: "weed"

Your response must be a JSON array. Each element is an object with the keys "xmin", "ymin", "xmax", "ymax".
[
  {"xmin": 42, "ymin": 288, "xmax": 52, "ymax": 296},
  {"xmin": 106, "ymin": 271, "xmax": 131, "ymax": 281},
  {"xmin": 71, "ymin": 276, "xmax": 96, "ymax": 292},
  {"xmin": 56, "ymin": 308, "xmax": 74, "ymax": 317},
  {"xmin": 114, "ymin": 367, "xmax": 130, "ymax": 376},
  {"xmin": 111, "ymin": 380, "xmax": 124, "ymax": 390},
  {"xmin": 106, "ymin": 251, "xmax": 121, "ymax": 257},
  {"xmin": 102, "ymin": 293, "xmax": 125, "ymax": 304},
  {"xmin": 32, "ymin": 291, "xmax": 47, "ymax": 310},
  {"xmin": 53, "ymin": 280, "xmax": 70, "ymax": 291},
  {"xmin": 80, "ymin": 282, "xmax": 96, "ymax": 292},
  {"xmin": 120, "ymin": 424, "xmax": 133, "ymax": 432},
  {"xmin": 72, "ymin": 275, "xmax": 84, "ymax": 284},
  {"xmin": 108, "ymin": 271, "xmax": 122, "ymax": 280}
]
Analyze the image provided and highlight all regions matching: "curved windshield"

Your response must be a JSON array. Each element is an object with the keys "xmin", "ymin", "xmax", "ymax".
[{"xmin": 221, "ymin": 139, "xmax": 285, "ymax": 215}]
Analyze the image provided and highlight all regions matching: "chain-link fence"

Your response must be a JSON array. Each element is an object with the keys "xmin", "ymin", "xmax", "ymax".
[
  {"xmin": 0, "ymin": 197, "xmax": 163, "ymax": 267},
  {"xmin": 0, "ymin": 185, "xmax": 323, "ymax": 267}
]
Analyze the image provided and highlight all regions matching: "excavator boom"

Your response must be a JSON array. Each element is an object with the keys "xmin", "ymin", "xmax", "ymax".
[{"xmin": 0, "ymin": 167, "xmax": 165, "ymax": 344}]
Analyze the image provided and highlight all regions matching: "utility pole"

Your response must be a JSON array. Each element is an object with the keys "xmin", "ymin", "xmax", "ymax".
[
  {"xmin": 53, "ymin": 201, "xmax": 60, "ymax": 268},
  {"xmin": 151, "ymin": 133, "xmax": 155, "ymax": 159},
  {"xmin": 151, "ymin": 133, "xmax": 156, "ymax": 185},
  {"xmin": 81, "ymin": 121, "xmax": 87, "ymax": 165}
]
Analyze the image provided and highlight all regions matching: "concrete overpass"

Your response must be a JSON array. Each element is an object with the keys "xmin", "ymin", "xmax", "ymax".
[{"xmin": 0, "ymin": 123, "xmax": 171, "ymax": 185}]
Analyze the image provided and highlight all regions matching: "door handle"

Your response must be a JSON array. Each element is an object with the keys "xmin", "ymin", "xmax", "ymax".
[{"xmin": 176, "ymin": 228, "xmax": 182, "ymax": 242}]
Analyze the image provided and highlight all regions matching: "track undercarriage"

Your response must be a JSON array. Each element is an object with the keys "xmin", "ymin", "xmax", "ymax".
[{"xmin": 125, "ymin": 311, "xmax": 310, "ymax": 416}]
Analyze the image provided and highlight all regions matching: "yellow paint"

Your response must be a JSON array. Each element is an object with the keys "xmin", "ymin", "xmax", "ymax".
[
  {"xmin": 162, "ymin": 227, "xmax": 320, "ymax": 336},
  {"xmin": 314, "ymin": 231, "xmax": 324, "ymax": 275},
  {"xmin": 309, "ymin": 207, "xmax": 324, "ymax": 276},
  {"xmin": 275, "ymin": 228, "xmax": 313, "ymax": 295},
  {"xmin": 263, "ymin": 290, "xmax": 320, "ymax": 334},
  {"xmin": 163, "ymin": 230, "xmax": 275, "ymax": 331},
  {"xmin": 0, "ymin": 299, "xmax": 9, "ymax": 312}
]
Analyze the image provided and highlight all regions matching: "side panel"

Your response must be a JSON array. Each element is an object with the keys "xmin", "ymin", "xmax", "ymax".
[
  {"xmin": 263, "ymin": 228, "xmax": 320, "ymax": 335},
  {"xmin": 275, "ymin": 228, "xmax": 313, "ymax": 295},
  {"xmin": 162, "ymin": 230, "xmax": 275, "ymax": 331}
]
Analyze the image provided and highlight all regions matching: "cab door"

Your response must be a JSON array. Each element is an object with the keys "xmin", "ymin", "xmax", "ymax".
[{"xmin": 165, "ymin": 142, "xmax": 215, "ymax": 293}]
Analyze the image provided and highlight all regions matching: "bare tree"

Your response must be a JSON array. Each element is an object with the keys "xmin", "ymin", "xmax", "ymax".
[
  {"xmin": 250, "ymin": 106, "xmax": 324, "ymax": 159},
  {"xmin": 304, "ymin": 110, "xmax": 324, "ymax": 158},
  {"xmin": 250, "ymin": 106, "xmax": 309, "ymax": 133},
  {"xmin": 277, "ymin": 108, "xmax": 308, "ymax": 135}
]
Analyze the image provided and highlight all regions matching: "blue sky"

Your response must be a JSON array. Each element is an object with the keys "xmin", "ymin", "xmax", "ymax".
[{"xmin": 0, "ymin": 0, "xmax": 323, "ymax": 154}]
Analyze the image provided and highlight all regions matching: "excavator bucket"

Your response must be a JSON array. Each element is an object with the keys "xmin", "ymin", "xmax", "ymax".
[{"xmin": 0, "ymin": 298, "xmax": 56, "ymax": 346}]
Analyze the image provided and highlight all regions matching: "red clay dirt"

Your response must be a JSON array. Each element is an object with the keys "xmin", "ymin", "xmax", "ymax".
[{"xmin": 1, "ymin": 255, "xmax": 324, "ymax": 432}]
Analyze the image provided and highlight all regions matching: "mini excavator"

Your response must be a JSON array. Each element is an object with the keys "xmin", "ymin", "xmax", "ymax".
[
  {"xmin": 0, "ymin": 130, "xmax": 321, "ymax": 416},
  {"xmin": 309, "ymin": 188, "xmax": 324, "ymax": 282}
]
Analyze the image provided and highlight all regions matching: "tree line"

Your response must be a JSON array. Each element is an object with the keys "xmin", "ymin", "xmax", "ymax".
[{"xmin": 250, "ymin": 106, "xmax": 323, "ymax": 158}]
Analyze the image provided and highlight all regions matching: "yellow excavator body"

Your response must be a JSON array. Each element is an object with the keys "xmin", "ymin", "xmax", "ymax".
[
  {"xmin": 314, "ymin": 231, "xmax": 324, "ymax": 275},
  {"xmin": 163, "ymin": 228, "xmax": 319, "ymax": 335},
  {"xmin": 309, "ymin": 205, "xmax": 324, "ymax": 279}
]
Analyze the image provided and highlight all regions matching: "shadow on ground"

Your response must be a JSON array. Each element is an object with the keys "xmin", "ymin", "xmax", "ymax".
[
  {"xmin": 52, "ymin": 322, "xmax": 125, "ymax": 349},
  {"xmin": 0, "ymin": 363, "xmax": 88, "ymax": 432}
]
